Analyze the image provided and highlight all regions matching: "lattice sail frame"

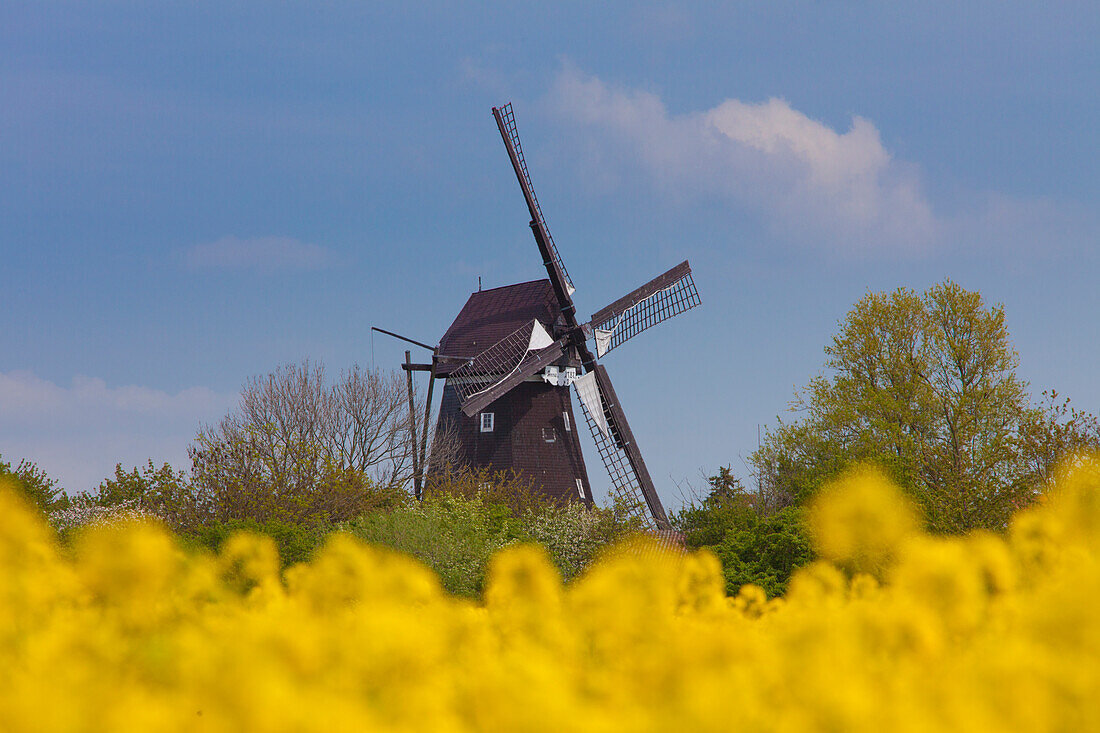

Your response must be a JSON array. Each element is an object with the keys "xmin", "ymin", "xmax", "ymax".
[
  {"xmin": 449, "ymin": 319, "xmax": 554, "ymax": 405},
  {"xmin": 573, "ymin": 382, "xmax": 655, "ymax": 529},
  {"xmin": 496, "ymin": 103, "xmax": 575, "ymax": 295},
  {"xmin": 590, "ymin": 268, "xmax": 700, "ymax": 358}
]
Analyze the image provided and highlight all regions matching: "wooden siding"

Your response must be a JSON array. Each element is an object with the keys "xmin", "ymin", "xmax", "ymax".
[{"xmin": 433, "ymin": 379, "xmax": 591, "ymax": 503}]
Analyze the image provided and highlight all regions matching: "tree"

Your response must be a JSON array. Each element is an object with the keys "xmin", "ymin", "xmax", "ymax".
[
  {"xmin": 90, "ymin": 460, "xmax": 193, "ymax": 525},
  {"xmin": 188, "ymin": 361, "xmax": 450, "ymax": 524},
  {"xmin": 0, "ymin": 454, "xmax": 66, "ymax": 512},
  {"xmin": 752, "ymin": 281, "xmax": 1100, "ymax": 533},
  {"xmin": 673, "ymin": 467, "xmax": 811, "ymax": 597}
]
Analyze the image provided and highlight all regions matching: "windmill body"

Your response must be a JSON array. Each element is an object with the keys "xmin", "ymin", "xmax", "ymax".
[
  {"xmin": 432, "ymin": 279, "xmax": 591, "ymax": 503},
  {"xmin": 390, "ymin": 103, "xmax": 700, "ymax": 531}
]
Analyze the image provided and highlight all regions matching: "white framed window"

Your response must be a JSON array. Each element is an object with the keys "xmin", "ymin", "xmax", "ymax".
[
  {"xmin": 563, "ymin": 411, "xmax": 571, "ymax": 432},
  {"xmin": 480, "ymin": 412, "xmax": 494, "ymax": 432},
  {"xmin": 542, "ymin": 427, "xmax": 556, "ymax": 443},
  {"xmin": 575, "ymin": 478, "xmax": 586, "ymax": 499}
]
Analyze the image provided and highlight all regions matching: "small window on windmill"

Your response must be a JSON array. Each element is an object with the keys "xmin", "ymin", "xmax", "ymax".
[
  {"xmin": 575, "ymin": 478, "xmax": 586, "ymax": 499},
  {"xmin": 542, "ymin": 427, "xmax": 556, "ymax": 443},
  {"xmin": 563, "ymin": 412, "xmax": 571, "ymax": 432},
  {"xmin": 480, "ymin": 413, "xmax": 494, "ymax": 433}
]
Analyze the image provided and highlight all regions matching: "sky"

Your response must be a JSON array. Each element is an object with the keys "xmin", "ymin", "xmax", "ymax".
[{"xmin": 2, "ymin": 2, "xmax": 1098, "ymax": 506}]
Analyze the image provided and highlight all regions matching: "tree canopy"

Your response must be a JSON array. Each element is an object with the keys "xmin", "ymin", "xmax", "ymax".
[{"xmin": 752, "ymin": 280, "xmax": 1100, "ymax": 533}]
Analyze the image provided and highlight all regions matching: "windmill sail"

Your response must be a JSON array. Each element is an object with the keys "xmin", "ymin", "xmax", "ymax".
[
  {"xmin": 493, "ymin": 103, "xmax": 575, "ymax": 297},
  {"xmin": 573, "ymin": 364, "xmax": 671, "ymax": 530},
  {"xmin": 589, "ymin": 261, "xmax": 700, "ymax": 357},
  {"xmin": 450, "ymin": 319, "xmax": 564, "ymax": 417},
  {"xmin": 573, "ymin": 371, "xmax": 609, "ymax": 438}
]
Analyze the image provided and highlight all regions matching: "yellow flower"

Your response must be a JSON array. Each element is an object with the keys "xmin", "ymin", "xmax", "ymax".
[
  {"xmin": 0, "ymin": 460, "xmax": 1098, "ymax": 730},
  {"xmin": 808, "ymin": 465, "xmax": 920, "ymax": 576}
]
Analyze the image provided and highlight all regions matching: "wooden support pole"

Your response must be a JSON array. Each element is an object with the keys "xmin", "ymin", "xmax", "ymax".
[
  {"xmin": 404, "ymin": 350, "xmax": 420, "ymax": 498},
  {"xmin": 416, "ymin": 349, "xmax": 437, "ymax": 501}
]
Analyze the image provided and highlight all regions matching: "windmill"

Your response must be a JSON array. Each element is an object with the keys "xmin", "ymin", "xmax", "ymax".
[{"xmin": 381, "ymin": 103, "xmax": 700, "ymax": 531}]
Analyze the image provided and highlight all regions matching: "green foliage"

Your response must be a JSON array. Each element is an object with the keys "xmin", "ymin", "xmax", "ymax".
[
  {"xmin": 752, "ymin": 280, "xmax": 1100, "ymax": 533},
  {"xmin": 708, "ymin": 508, "xmax": 812, "ymax": 598},
  {"xmin": 421, "ymin": 466, "xmax": 553, "ymax": 516},
  {"xmin": 188, "ymin": 461, "xmax": 409, "ymax": 528},
  {"xmin": 91, "ymin": 458, "xmax": 407, "ymax": 531},
  {"xmin": 675, "ymin": 468, "xmax": 757, "ymax": 547},
  {"xmin": 344, "ymin": 470, "xmax": 636, "ymax": 595},
  {"xmin": 72, "ymin": 456, "xmax": 628, "ymax": 596},
  {"xmin": 92, "ymin": 460, "xmax": 193, "ymax": 524},
  {"xmin": 181, "ymin": 518, "xmax": 327, "ymax": 568},
  {"xmin": 0, "ymin": 454, "xmax": 66, "ymax": 512},
  {"xmin": 343, "ymin": 494, "xmax": 522, "ymax": 597},
  {"xmin": 673, "ymin": 467, "xmax": 813, "ymax": 597},
  {"xmin": 521, "ymin": 502, "xmax": 623, "ymax": 582}
]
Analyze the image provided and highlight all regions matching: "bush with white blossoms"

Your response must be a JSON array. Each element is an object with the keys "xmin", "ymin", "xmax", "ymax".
[
  {"xmin": 521, "ymin": 501, "xmax": 619, "ymax": 581},
  {"xmin": 48, "ymin": 496, "xmax": 161, "ymax": 535}
]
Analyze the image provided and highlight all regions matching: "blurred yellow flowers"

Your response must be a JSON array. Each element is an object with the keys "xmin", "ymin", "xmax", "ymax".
[{"xmin": 2, "ymin": 460, "xmax": 1100, "ymax": 731}]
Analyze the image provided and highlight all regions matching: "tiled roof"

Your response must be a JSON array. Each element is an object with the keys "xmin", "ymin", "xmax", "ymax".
[{"xmin": 437, "ymin": 279, "xmax": 561, "ymax": 372}]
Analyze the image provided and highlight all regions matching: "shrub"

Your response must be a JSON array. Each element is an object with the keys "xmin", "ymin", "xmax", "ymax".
[
  {"xmin": 421, "ymin": 466, "xmax": 553, "ymax": 516},
  {"xmin": 49, "ymin": 496, "xmax": 162, "ymax": 537},
  {"xmin": 90, "ymin": 461, "xmax": 194, "ymax": 526},
  {"xmin": 706, "ymin": 507, "xmax": 813, "ymax": 597},
  {"xmin": 674, "ymin": 467, "xmax": 813, "ymax": 596},
  {"xmin": 181, "ymin": 517, "xmax": 327, "ymax": 568},
  {"xmin": 88, "ymin": 458, "xmax": 408, "ymax": 531},
  {"xmin": 343, "ymin": 494, "xmax": 522, "ymax": 596},
  {"xmin": 520, "ymin": 502, "xmax": 622, "ymax": 582}
]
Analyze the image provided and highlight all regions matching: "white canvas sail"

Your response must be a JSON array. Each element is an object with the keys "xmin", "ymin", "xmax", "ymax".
[
  {"xmin": 594, "ymin": 328, "xmax": 613, "ymax": 358},
  {"xmin": 574, "ymin": 371, "xmax": 609, "ymax": 438},
  {"xmin": 528, "ymin": 320, "xmax": 554, "ymax": 351}
]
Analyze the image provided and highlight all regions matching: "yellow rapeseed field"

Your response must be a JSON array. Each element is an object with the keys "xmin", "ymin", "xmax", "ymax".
[{"xmin": 2, "ymin": 462, "xmax": 1099, "ymax": 731}]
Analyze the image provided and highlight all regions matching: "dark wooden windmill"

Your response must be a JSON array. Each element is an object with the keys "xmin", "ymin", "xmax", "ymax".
[{"xmin": 383, "ymin": 103, "xmax": 700, "ymax": 530}]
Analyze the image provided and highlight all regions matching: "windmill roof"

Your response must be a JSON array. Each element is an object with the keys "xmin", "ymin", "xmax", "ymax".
[{"xmin": 437, "ymin": 279, "xmax": 561, "ymax": 373}]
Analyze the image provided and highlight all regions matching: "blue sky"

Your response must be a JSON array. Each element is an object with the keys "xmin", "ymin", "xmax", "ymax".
[{"xmin": 2, "ymin": 2, "xmax": 1097, "ymax": 503}]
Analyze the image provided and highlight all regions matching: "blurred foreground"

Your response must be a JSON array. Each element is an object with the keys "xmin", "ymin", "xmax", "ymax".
[{"xmin": 2, "ymin": 459, "xmax": 1099, "ymax": 731}]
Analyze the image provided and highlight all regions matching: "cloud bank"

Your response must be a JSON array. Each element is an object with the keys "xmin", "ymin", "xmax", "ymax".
[
  {"xmin": 184, "ymin": 236, "xmax": 332, "ymax": 272},
  {"xmin": 0, "ymin": 371, "xmax": 237, "ymax": 493},
  {"xmin": 549, "ymin": 68, "xmax": 938, "ymax": 252},
  {"xmin": 546, "ymin": 67, "xmax": 1100, "ymax": 258}
]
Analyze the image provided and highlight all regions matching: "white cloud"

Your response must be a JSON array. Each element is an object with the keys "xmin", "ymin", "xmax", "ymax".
[
  {"xmin": 0, "ymin": 371, "xmax": 237, "ymax": 493},
  {"xmin": 183, "ymin": 236, "xmax": 332, "ymax": 272},
  {"xmin": 547, "ymin": 67, "xmax": 939, "ymax": 252}
]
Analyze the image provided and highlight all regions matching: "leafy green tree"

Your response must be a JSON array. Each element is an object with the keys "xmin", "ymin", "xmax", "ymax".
[
  {"xmin": 0, "ymin": 455, "xmax": 66, "ymax": 512},
  {"xmin": 752, "ymin": 281, "xmax": 1100, "ymax": 533},
  {"xmin": 93, "ymin": 460, "xmax": 192, "ymax": 517},
  {"xmin": 673, "ymin": 467, "xmax": 812, "ymax": 597}
]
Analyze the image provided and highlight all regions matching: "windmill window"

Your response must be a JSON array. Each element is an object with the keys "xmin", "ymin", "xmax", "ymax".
[
  {"xmin": 563, "ymin": 412, "xmax": 571, "ymax": 432},
  {"xmin": 576, "ymin": 478, "xmax": 585, "ymax": 499},
  {"xmin": 542, "ymin": 427, "xmax": 556, "ymax": 443},
  {"xmin": 480, "ymin": 413, "xmax": 495, "ymax": 432}
]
